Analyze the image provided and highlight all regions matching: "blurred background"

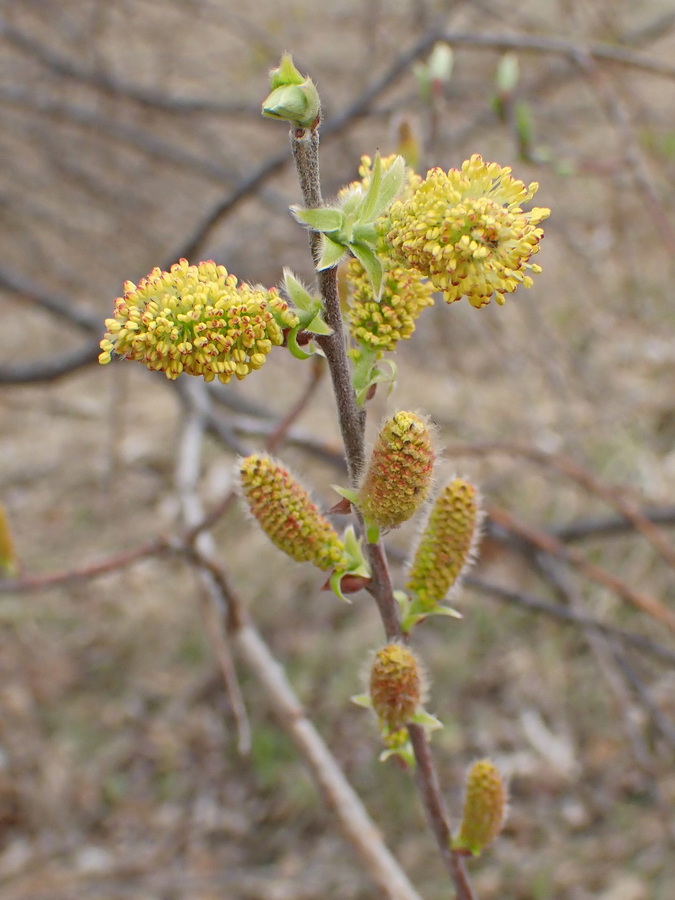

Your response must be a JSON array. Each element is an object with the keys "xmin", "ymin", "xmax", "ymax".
[{"xmin": 1, "ymin": 1, "xmax": 675, "ymax": 898}]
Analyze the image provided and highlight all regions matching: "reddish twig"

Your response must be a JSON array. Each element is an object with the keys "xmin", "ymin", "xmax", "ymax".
[{"xmin": 487, "ymin": 503, "xmax": 675, "ymax": 634}]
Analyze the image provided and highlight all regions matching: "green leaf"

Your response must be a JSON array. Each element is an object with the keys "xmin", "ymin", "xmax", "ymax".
[
  {"xmin": 292, "ymin": 206, "xmax": 344, "ymax": 233},
  {"xmin": 350, "ymin": 243, "xmax": 382, "ymax": 298},
  {"xmin": 282, "ymin": 268, "xmax": 316, "ymax": 311},
  {"xmin": 376, "ymin": 155, "xmax": 406, "ymax": 216},
  {"xmin": 354, "ymin": 151, "xmax": 383, "ymax": 224},
  {"xmin": 304, "ymin": 311, "xmax": 332, "ymax": 335},
  {"xmin": 317, "ymin": 234, "xmax": 347, "ymax": 270},
  {"xmin": 287, "ymin": 326, "xmax": 315, "ymax": 360}
]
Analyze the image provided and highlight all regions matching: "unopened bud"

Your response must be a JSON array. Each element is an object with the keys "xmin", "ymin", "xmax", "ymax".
[{"xmin": 262, "ymin": 54, "xmax": 320, "ymax": 129}]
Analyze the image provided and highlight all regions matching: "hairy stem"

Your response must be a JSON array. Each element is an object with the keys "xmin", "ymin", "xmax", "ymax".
[{"xmin": 291, "ymin": 127, "xmax": 366, "ymax": 483}]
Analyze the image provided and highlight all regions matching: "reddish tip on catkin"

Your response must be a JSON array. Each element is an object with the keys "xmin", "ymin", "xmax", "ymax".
[
  {"xmin": 369, "ymin": 643, "xmax": 425, "ymax": 730},
  {"xmin": 406, "ymin": 476, "xmax": 481, "ymax": 609},
  {"xmin": 454, "ymin": 759, "xmax": 507, "ymax": 856},
  {"xmin": 238, "ymin": 455, "xmax": 346, "ymax": 572},
  {"xmin": 358, "ymin": 411, "xmax": 435, "ymax": 530}
]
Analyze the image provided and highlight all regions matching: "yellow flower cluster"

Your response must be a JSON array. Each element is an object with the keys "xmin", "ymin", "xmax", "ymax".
[
  {"xmin": 99, "ymin": 259, "xmax": 299, "ymax": 382},
  {"xmin": 346, "ymin": 258, "xmax": 434, "ymax": 359},
  {"xmin": 343, "ymin": 156, "xmax": 433, "ymax": 358},
  {"xmin": 384, "ymin": 155, "xmax": 550, "ymax": 308}
]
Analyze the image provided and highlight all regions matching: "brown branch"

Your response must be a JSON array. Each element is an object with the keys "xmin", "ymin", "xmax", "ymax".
[
  {"xmin": 487, "ymin": 503, "xmax": 675, "ymax": 634},
  {"xmin": 445, "ymin": 441, "xmax": 675, "ymax": 572}
]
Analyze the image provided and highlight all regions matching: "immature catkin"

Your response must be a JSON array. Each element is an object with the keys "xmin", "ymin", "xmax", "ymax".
[
  {"xmin": 369, "ymin": 643, "xmax": 424, "ymax": 731},
  {"xmin": 454, "ymin": 759, "xmax": 507, "ymax": 856},
  {"xmin": 239, "ymin": 455, "xmax": 346, "ymax": 572},
  {"xmin": 406, "ymin": 477, "xmax": 480, "ymax": 609},
  {"xmin": 358, "ymin": 412, "xmax": 435, "ymax": 530}
]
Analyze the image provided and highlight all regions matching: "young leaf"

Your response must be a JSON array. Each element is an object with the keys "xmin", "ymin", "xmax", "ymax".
[
  {"xmin": 350, "ymin": 243, "xmax": 382, "ymax": 298},
  {"xmin": 292, "ymin": 206, "xmax": 344, "ymax": 233},
  {"xmin": 317, "ymin": 234, "xmax": 347, "ymax": 270}
]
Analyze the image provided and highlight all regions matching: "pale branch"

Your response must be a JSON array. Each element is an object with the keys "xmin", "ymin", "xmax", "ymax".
[{"xmin": 174, "ymin": 380, "xmax": 423, "ymax": 900}]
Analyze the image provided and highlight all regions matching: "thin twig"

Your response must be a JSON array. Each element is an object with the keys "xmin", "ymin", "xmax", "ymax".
[
  {"xmin": 444, "ymin": 442, "xmax": 675, "ymax": 572},
  {"xmin": 487, "ymin": 503, "xmax": 675, "ymax": 634}
]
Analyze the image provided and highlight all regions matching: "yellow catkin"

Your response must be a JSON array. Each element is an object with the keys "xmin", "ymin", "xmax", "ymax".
[
  {"xmin": 454, "ymin": 759, "xmax": 507, "ymax": 856},
  {"xmin": 406, "ymin": 477, "xmax": 480, "ymax": 608},
  {"xmin": 369, "ymin": 643, "xmax": 424, "ymax": 731},
  {"xmin": 239, "ymin": 455, "xmax": 346, "ymax": 573}
]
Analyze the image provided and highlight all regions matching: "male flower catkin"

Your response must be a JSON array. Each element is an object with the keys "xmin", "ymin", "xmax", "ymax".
[
  {"xmin": 239, "ymin": 455, "xmax": 347, "ymax": 573},
  {"xmin": 358, "ymin": 412, "xmax": 435, "ymax": 531},
  {"xmin": 384, "ymin": 155, "xmax": 550, "ymax": 308},
  {"xmin": 406, "ymin": 477, "xmax": 481, "ymax": 609},
  {"xmin": 369, "ymin": 643, "xmax": 425, "ymax": 731},
  {"xmin": 99, "ymin": 259, "xmax": 299, "ymax": 382},
  {"xmin": 453, "ymin": 759, "xmax": 508, "ymax": 856}
]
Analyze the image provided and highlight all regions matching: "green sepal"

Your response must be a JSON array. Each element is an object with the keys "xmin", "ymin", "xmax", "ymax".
[
  {"xmin": 354, "ymin": 150, "xmax": 384, "ymax": 223},
  {"xmin": 317, "ymin": 234, "xmax": 347, "ymax": 270},
  {"xmin": 379, "ymin": 742, "xmax": 415, "ymax": 768},
  {"xmin": 329, "ymin": 569, "xmax": 352, "ymax": 603},
  {"xmin": 350, "ymin": 693, "xmax": 372, "ymax": 709},
  {"xmin": 351, "ymin": 346, "xmax": 397, "ymax": 406},
  {"xmin": 269, "ymin": 53, "xmax": 305, "ymax": 89},
  {"xmin": 282, "ymin": 269, "xmax": 332, "ymax": 336},
  {"xmin": 360, "ymin": 153, "xmax": 406, "ymax": 223},
  {"xmin": 292, "ymin": 206, "xmax": 344, "ymax": 232},
  {"xmin": 342, "ymin": 525, "xmax": 369, "ymax": 577},
  {"xmin": 364, "ymin": 520, "xmax": 380, "ymax": 544}
]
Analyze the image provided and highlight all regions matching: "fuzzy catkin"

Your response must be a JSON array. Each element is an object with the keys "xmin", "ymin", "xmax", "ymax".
[
  {"xmin": 239, "ymin": 455, "xmax": 346, "ymax": 572},
  {"xmin": 358, "ymin": 412, "xmax": 435, "ymax": 530},
  {"xmin": 406, "ymin": 477, "xmax": 480, "ymax": 608}
]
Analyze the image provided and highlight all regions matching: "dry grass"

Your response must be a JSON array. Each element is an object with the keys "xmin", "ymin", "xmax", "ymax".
[{"xmin": 1, "ymin": 1, "xmax": 675, "ymax": 898}]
